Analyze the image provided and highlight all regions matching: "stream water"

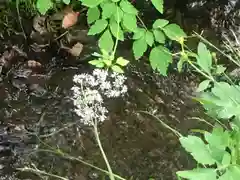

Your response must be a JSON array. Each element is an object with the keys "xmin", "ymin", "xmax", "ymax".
[{"xmin": 0, "ymin": 0, "xmax": 239, "ymax": 180}]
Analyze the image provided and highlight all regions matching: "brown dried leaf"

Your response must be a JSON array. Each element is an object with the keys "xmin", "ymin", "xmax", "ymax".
[
  {"xmin": 68, "ymin": 42, "xmax": 83, "ymax": 57},
  {"xmin": 62, "ymin": 11, "xmax": 80, "ymax": 29}
]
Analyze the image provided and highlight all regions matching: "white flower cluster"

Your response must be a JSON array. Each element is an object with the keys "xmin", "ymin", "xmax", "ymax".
[{"xmin": 71, "ymin": 69, "xmax": 128, "ymax": 126}]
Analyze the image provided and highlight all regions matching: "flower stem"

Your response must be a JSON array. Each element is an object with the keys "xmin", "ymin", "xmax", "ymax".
[{"xmin": 93, "ymin": 124, "xmax": 115, "ymax": 180}]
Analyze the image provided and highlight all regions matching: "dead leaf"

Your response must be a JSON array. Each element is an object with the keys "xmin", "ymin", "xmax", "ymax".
[
  {"xmin": 27, "ymin": 60, "xmax": 42, "ymax": 68},
  {"xmin": 62, "ymin": 11, "xmax": 80, "ymax": 29},
  {"xmin": 68, "ymin": 42, "xmax": 83, "ymax": 57}
]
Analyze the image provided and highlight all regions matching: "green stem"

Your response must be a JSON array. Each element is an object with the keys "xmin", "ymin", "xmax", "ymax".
[
  {"xmin": 93, "ymin": 124, "xmax": 115, "ymax": 180},
  {"xmin": 138, "ymin": 111, "xmax": 182, "ymax": 137},
  {"xmin": 112, "ymin": 6, "xmax": 120, "ymax": 56},
  {"xmin": 16, "ymin": 0, "xmax": 26, "ymax": 39},
  {"xmin": 187, "ymin": 60, "xmax": 214, "ymax": 81},
  {"xmin": 28, "ymin": 149, "xmax": 126, "ymax": 180},
  {"xmin": 194, "ymin": 32, "xmax": 240, "ymax": 68},
  {"xmin": 137, "ymin": 15, "xmax": 148, "ymax": 30},
  {"xmin": 17, "ymin": 167, "xmax": 68, "ymax": 180}
]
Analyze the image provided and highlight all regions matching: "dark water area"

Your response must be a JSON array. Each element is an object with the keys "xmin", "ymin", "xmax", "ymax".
[{"xmin": 0, "ymin": 0, "xmax": 239, "ymax": 180}]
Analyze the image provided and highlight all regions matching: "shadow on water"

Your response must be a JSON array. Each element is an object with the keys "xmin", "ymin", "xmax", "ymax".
[{"xmin": 0, "ymin": 0, "xmax": 239, "ymax": 179}]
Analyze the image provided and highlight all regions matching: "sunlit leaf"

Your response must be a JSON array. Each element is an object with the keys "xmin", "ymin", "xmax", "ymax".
[
  {"xmin": 177, "ymin": 55, "xmax": 188, "ymax": 72},
  {"xmin": 116, "ymin": 57, "xmax": 129, "ymax": 66},
  {"xmin": 89, "ymin": 59, "xmax": 105, "ymax": 68},
  {"xmin": 37, "ymin": 0, "xmax": 53, "ymax": 14},
  {"xmin": 180, "ymin": 135, "xmax": 216, "ymax": 165},
  {"xmin": 196, "ymin": 80, "xmax": 211, "ymax": 92},
  {"xmin": 87, "ymin": 7, "xmax": 100, "ymax": 24},
  {"xmin": 204, "ymin": 126, "xmax": 229, "ymax": 150},
  {"xmin": 63, "ymin": 0, "xmax": 70, "ymax": 4},
  {"xmin": 81, "ymin": 0, "xmax": 104, "ymax": 8},
  {"xmin": 215, "ymin": 65, "xmax": 226, "ymax": 75},
  {"xmin": 162, "ymin": 24, "xmax": 186, "ymax": 41},
  {"xmin": 197, "ymin": 42, "xmax": 212, "ymax": 74},
  {"xmin": 153, "ymin": 29, "xmax": 165, "ymax": 43},
  {"xmin": 153, "ymin": 19, "xmax": 169, "ymax": 29},
  {"xmin": 109, "ymin": 18, "xmax": 124, "ymax": 41},
  {"xmin": 133, "ymin": 36, "xmax": 148, "ymax": 60},
  {"xmin": 101, "ymin": 2, "xmax": 116, "ymax": 19},
  {"xmin": 111, "ymin": 65, "xmax": 124, "ymax": 73},
  {"xmin": 133, "ymin": 28, "xmax": 146, "ymax": 40},
  {"xmin": 122, "ymin": 13, "xmax": 137, "ymax": 32},
  {"xmin": 145, "ymin": 31, "xmax": 154, "ymax": 47},
  {"xmin": 150, "ymin": 0, "xmax": 164, "ymax": 14},
  {"xmin": 114, "ymin": 6, "xmax": 123, "ymax": 23},
  {"xmin": 103, "ymin": 59, "xmax": 112, "ymax": 66},
  {"xmin": 98, "ymin": 29, "xmax": 114, "ymax": 53},
  {"xmin": 88, "ymin": 19, "xmax": 108, "ymax": 35},
  {"xmin": 120, "ymin": 0, "xmax": 138, "ymax": 15},
  {"xmin": 95, "ymin": 62, "xmax": 105, "ymax": 68},
  {"xmin": 219, "ymin": 166, "xmax": 240, "ymax": 180},
  {"xmin": 149, "ymin": 45, "xmax": 172, "ymax": 76},
  {"xmin": 222, "ymin": 152, "xmax": 231, "ymax": 166},
  {"xmin": 177, "ymin": 168, "xmax": 217, "ymax": 180}
]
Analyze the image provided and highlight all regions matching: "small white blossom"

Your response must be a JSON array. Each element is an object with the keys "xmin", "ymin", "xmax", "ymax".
[{"xmin": 72, "ymin": 69, "xmax": 128, "ymax": 126}]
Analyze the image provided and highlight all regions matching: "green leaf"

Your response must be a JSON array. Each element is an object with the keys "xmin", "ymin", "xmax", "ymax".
[
  {"xmin": 204, "ymin": 127, "xmax": 229, "ymax": 150},
  {"xmin": 162, "ymin": 24, "xmax": 186, "ymax": 41},
  {"xmin": 222, "ymin": 152, "xmax": 231, "ymax": 166},
  {"xmin": 180, "ymin": 135, "xmax": 216, "ymax": 165},
  {"xmin": 116, "ymin": 57, "xmax": 129, "ymax": 66},
  {"xmin": 122, "ymin": 13, "xmax": 137, "ymax": 32},
  {"xmin": 62, "ymin": 0, "xmax": 70, "ymax": 4},
  {"xmin": 120, "ymin": 0, "xmax": 138, "ymax": 15},
  {"xmin": 145, "ymin": 31, "xmax": 154, "ymax": 47},
  {"xmin": 101, "ymin": 2, "xmax": 116, "ymax": 19},
  {"xmin": 149, "ymin": 46, "xmax": 172, "ymax": 76},
  {"xmin": 215, "ymin": 65, "xmax": 226, "ymax": 75},
  {"xmin": 89, "ymin": 60, "xmax": 105, "ymax": 68},
  {"xmin": 114, "ymin": 6, "xmax": 123, "ymax": 23},
  {"xmin": 153, "ymin": 29, "xmax": 165, "ymax": 43},
  {"xmin": 98, "ymin": 29, "xmax": 114, "ymax": 53},
  {"xmin": 111, "ymin": 65, "xmax": 124, "ymax": 73},
  {"xmin": 150, "ymin": 0, "xmax": 164, "ymax": 14},
  {"xmin": 95, "ymin": 62, "xmax": 105, "ymax": 68},
  {"xmin": 219, "ymin": 166, "xmax": 240, "ymax": 180},
  {"xmin": 112, "ymin": 0, "xmax": 120, "ymax": 2},
  {"xmin": 87, "ymin": 7, "xmax": 100, "ymax": 24},
  {"xmin": 81, "ymin": 0, "xmax": 104, "ymax": 8},
  {"xmin": 109, "ymin": 19, "xmax": 124, "ymax": 41},
  {"xmin": 133, "ymin": 36, "xmax": 148, "ymax": 60},
  {"xmin": 133, "ymin": 28, "xmax": 146, "ymax": 40},
  {"xmin": 88, "ymin": 19, "xmax": 108, "ymax": 35},
  {"xmin": 177, "ymin": 55, "xmax": 187, "ymax": 72},
  {"xmin": 196, "ymin": 80, "xmax": 211, "ymax": 92},
  {"xmin": 103, "ymin": 59, "xmax": 112, "ymax": 66},
  {"xmin": 36, "ymin": 0, "xmax": 53, "ymax": 15},
  {"xmin": 89, "ymin": 59, "xmax": 101, "ymax": 65},
  {"xmin": 197, "ymin": 42, "xmax": 212, "ymax": 74},
  {"xmin": 177, "ymin": 168, "xmax": 217, "ymax": 180},
  {"xmin": 153, "ymin": 19, "xmax": 169, "ymax": 29}
]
